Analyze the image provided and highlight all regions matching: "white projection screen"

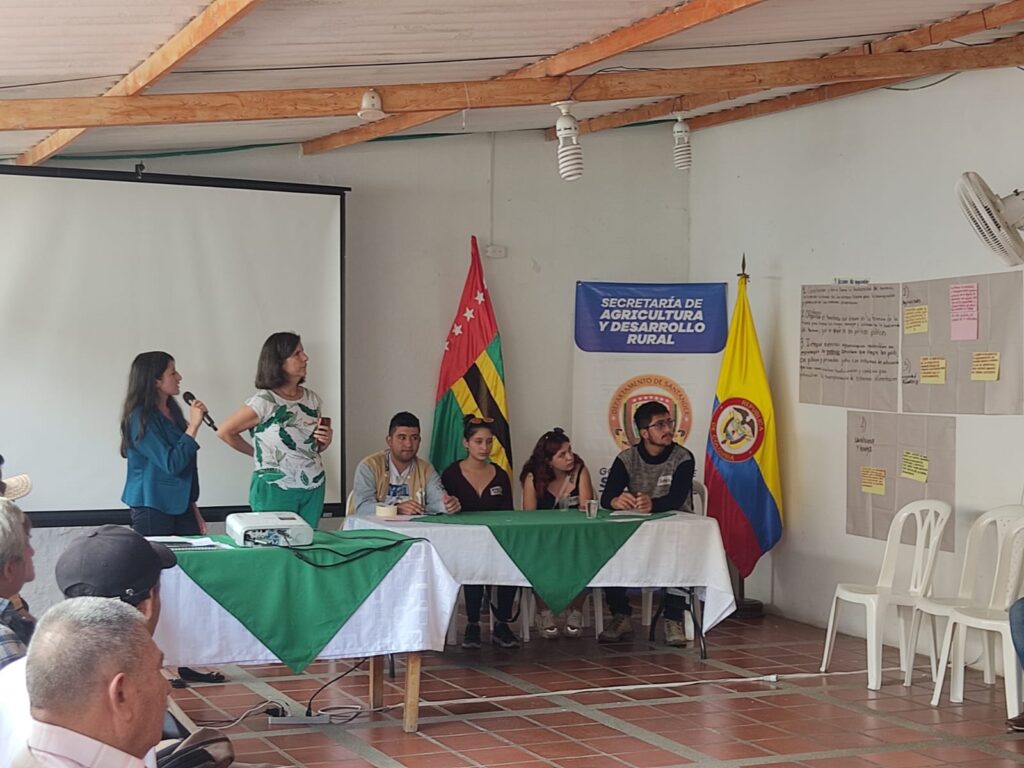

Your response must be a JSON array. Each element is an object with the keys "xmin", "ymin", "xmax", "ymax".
[{"xmin": 0, "ymin": 168, "xmax": 345, "ymax": 519}]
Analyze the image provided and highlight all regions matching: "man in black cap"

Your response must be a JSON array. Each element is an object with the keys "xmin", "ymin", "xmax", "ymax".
[{"xmin": 0, "ymin": 525, "xmax": 176, "ymax": 768}]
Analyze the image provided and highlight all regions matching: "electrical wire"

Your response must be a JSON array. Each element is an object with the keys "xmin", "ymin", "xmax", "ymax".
[
  {"xmin": 192, "ymin": 699, "xmax": 290, "ymax": 728},
  {"xmin": 305, "ymin": 658, "xmax": 368, "ymax": 716}
]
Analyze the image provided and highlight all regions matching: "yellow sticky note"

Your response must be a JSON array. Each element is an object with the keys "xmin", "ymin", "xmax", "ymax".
[
  {"xmin": 919, "ymin": 356, "xmax": 947, "ymax": 384},
  {"xmin": 860, "ymin": 466, "xmax": 886, "ymax": 495},
  {"xmin": 971, "ymin": 351, "xmax": 1000, "ymax": 381},
  {"xmin": 900, "ymin": 451, "xmax": 929, "ymax": 483},
  {"xmin": 904, "ymin": 305, "xmax": 929, "ymax": 334}
]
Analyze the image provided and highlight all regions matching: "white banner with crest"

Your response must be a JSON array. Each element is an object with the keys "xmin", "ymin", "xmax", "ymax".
[{"xmin": 571, "ymin": 281, "xmax": 728, "ymax": 499}]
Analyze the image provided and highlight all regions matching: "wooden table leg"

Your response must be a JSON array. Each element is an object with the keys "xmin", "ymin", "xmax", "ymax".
[
  {"xmin": 368, "ymin": 655, "xmax": 385, "ymax": 710},
  {"xmin": 403, "ymin": 652, "xmax": 422, "ymax": 733}
]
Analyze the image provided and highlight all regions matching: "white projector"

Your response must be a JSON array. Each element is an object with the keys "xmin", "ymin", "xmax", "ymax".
[{"xmin": 226, "ymin": 512, "xmax": 314, "ymax": 548}]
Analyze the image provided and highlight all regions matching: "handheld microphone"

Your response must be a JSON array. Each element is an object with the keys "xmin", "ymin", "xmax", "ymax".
[{"xmin": 182, "ymin": 391, "xmax": 218, "ymax": 431}]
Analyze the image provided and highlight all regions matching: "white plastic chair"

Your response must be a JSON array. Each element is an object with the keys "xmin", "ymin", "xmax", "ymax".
[
  {"xmin": 905, "ymin": 505, "xmax": 1024, "ymax": 686},
  {"xmin": 820, "ymin": 499, "xmax": 952, "ymax": 690},
  {"xmin": 930, "ymin": 518, "xmax": 1024, "ymax": 717}
]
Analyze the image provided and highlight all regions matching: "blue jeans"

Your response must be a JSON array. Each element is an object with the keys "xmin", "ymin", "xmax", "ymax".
[{"xmin": 1010, "ymin": 597, "xmax": 1024, "ymax": 664}]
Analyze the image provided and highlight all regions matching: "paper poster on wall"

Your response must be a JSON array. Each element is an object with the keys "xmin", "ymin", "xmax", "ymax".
[
  {"xmin": 799, "ymin": 283, "xmax": 900, "ymax": 411},
  {"xmin": 901, "ymin": 272, "xmax": 1023, "ymax": 414},
  {"xmin": 572, "ymin": 282, "xmax": 727, "ymax": 497},
  {"xmin": 847, "ymin": 411, "xmax": 955, "ymax": 551}
]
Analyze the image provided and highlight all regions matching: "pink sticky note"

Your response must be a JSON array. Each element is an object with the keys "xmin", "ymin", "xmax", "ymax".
[{"xmin": 950, "ymin": 283, "xmax": 978, "ymax": 341}]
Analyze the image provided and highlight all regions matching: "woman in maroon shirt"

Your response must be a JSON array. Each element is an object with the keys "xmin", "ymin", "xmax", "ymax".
[{"xmin": 441, "ymin": 415, "xmax": 519, "ymax": 649}]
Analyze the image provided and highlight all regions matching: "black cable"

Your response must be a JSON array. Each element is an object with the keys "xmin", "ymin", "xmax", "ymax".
[{"xmin": 305, "ymin": 658, "xmax": 367, "ymax": 716}]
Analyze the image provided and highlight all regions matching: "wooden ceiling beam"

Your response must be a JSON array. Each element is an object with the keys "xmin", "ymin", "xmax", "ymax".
[
  {"xmin": 2, "ymin": 38, "xmax": 1024, "ymax": 132},
  {"xmin": 302, "ymin": 0, "xmax": 769, "ymax": 155},
  {"xmin": 560, "ymin": 0, "xmax": 1024, "ymax": 139},
  {"xmin": 16, "ymin": 0, "xmax": 263, "ymax": 166}
]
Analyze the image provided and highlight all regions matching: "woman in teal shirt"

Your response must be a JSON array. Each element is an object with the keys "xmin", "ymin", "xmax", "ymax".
[{"xmin": 120, "ymin": 351, "xmax": 209, "ymax": 536}]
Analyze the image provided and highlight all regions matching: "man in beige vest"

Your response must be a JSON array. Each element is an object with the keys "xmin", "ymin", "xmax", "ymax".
[{"xmin": 352, "ymin": 412, "xmax": 461, "ymax": 516}]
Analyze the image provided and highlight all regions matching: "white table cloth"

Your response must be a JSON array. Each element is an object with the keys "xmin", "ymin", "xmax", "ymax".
[
  {"xmin": 154, "ymin": 539, "xmax": 460, "ymax": 667},
  {"xmin": 345, "ymin": 513, "xmax": 736, "ymax": 630}
]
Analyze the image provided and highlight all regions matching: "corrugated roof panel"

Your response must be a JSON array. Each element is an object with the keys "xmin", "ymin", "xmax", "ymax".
[
  {"xmin": 1, "ymin": 0, "xmax": 1022, "ymax": 158},
  {"xmin": 0, "ymin": 1, "xmax": 207, "ymax": 96}
]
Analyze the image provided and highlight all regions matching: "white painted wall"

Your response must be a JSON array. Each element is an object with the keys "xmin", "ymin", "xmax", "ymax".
[
  {"xmin": 24, "ymin": 125, "xmax": 688, "ymax": 612},
  {"xmin": 689, "ymin": 67, "xmax": 1024, "ymax": 642}
]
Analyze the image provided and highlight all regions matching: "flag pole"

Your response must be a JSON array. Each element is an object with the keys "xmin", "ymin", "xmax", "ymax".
[{"xmin": 733, "ymin": 253, "xmax": 765, "ymax": 620}]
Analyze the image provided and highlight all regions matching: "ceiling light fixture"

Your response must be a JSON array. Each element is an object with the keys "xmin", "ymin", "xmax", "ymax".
[
  {"xmin": 672, "ymin": 114, "xmax": 692, "ymax": 171},
  {"xmin": 357, "ymin": 89, "xmax": 386, "ymax": 122},
  {"xmin": 552, "ymin": 101, "xmax": 583, "ymax": 182}
]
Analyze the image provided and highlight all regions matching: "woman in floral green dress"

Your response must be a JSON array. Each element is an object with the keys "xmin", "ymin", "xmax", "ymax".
[{"xmin": 218, "ymin": 332, "xmax": 333, "ymax": 528}]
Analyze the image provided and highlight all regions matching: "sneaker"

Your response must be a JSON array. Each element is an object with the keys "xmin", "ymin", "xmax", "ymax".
[
  {"xmin": 598, "ymin": 613, "xmax": 633, "ymax": 643},
  {"xmin": 537, "ymin": 609, "xmax": 559, "ymax": 639},
  {"xmin": 492, "ymin": 622, "xmax": 521, "ymax": 649},
  {"xmin": 461, "ymin": 622, "xmax": 481, "ymax": 650},
  {"xmin": 564, "ymin": 609, "xmax": 583, "ymax": 638},
  {"xmin": 664, "ymin": 618, "xmax": 687, "ymax": 647},
  {"xmin": 1007, "ymin": 713, "xmax": 1024, "ymax": 732}
]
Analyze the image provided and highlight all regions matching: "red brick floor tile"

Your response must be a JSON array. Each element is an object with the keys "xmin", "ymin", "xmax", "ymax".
[
  {"xmin": 276, "ymin": 745, "xmax": 361, "ymax": 763},
  {"xmin": 498, "ymin": 727, "xmax": 568, "ymax": 745},
  {"xmin": 750, "ymin": 735, "xmax": 823, "ymax": 755},
  {"xmin": 554, "ymin": 723, "xmax": 624, "ymax": 740},
  {"xmin": 433, "ymin": 732, "xmax": 509, "ymax": 751},
  {"xmin": 396, "ymin": 752, "xmax": 476, "ymax": 768},
  {"xmin": 528, "ymin": 711, "xmax": 596, "ymax": 727},
  {"xmin": 616, "ymin": 749, "xmax": 694, "ymax": 767},
  {"xmin": 367, "ymin": 737, "xmax": 447, "ymax": 757},
  {"xmin": 863, "ymin": 727, "xmax": 938, "ymax": 743},
  {"xmin": 524, "ymin": 740, "xmax": 601, "ymax": 759},
  {"xmin": 803, "ymin": 759, "xmax": 883, "ymax": 768},
  {"xmin": 859, "ymin": 752, "xmax": 945, "ymax": 767},
  {"xmin": 915, "ymin": 746, "xmax": 1003, "ymax": 763},
  {"xmin": 694, "ymin": 741, "xmax": 774, "ymax": 760},
  {"xmin": 588, "ymin": 736, "xmax": 663, "ymax": 755},
  {"xmin": 467, "ymin": 715, "xmax": 537, "ymax": 731},
  {"xmin": 460, "ymin": 746, "xmax": 549, "ymax": 765},
  {"xmin": 550, "ymin": 756, "xmax": 630, "ymax": 768}
]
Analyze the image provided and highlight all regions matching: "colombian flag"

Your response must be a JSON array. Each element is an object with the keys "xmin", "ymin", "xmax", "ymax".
[
  {"xmin": 705, "ymin": 273, "xmax": 783, "ymax": 577},
  {"xmin": 430, "ymin": 237, "xmax": 512, "ymax": 476}
]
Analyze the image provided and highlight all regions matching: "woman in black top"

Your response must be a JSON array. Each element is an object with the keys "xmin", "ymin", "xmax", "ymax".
[
  {"xmin": 520, "ymin": 428, "xmax": 594, "ymax": 639},
  {"xmin": 441, "ymin": 415, "xmax": 520, "ymax": 650}
]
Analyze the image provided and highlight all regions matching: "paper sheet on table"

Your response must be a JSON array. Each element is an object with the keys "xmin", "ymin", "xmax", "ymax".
[{"xmin": 148, "ymin": 536, "xmax": 232, "ymax": 550}]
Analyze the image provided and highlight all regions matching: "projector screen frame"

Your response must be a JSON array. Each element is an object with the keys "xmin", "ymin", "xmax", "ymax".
[{"xmin": 0, "ymin": 164, "xmax": 349, "ymax": 528}]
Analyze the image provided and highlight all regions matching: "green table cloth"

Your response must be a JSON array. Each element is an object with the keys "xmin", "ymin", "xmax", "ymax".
[
  {"xmin": 416, "ymin": 509, "xmax": 671, "ymax": 613},
  {"xmin": 173, "ymin": 530, "xmax": 414, "ymax": 671}
]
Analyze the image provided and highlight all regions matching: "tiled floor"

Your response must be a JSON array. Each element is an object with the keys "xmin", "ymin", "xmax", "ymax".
[{"xmin": 169, "ymin": 609, "xmax": 1024, "ymax": 767}]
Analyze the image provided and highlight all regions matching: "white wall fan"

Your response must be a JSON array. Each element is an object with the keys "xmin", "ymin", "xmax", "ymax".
[{"xmin": 956, "ymin": 171, "xmax": 1024, "ymax": 266}]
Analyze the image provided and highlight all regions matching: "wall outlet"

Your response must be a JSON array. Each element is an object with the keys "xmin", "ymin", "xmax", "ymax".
[{"xmin": 485, "ymin": 244, "xmax": 508, "ymax": 259}]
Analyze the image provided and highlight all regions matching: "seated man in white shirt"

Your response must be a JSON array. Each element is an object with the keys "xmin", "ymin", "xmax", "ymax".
[
  {"xmin": 0, "ymin": 526, "xmax": 174, "ymax": 768},
  {"xmin": 352, "ymin": 411, "xmax": 461, "ymax": 516},
  {"xmin": 13, "ymin": 597, "xmax": 168, "ymax": 768}
]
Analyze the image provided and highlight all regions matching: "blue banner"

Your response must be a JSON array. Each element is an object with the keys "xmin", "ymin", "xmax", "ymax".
[{"xmin": 574, "ymin": 281, "xmax": 728, "ymax": 354}]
